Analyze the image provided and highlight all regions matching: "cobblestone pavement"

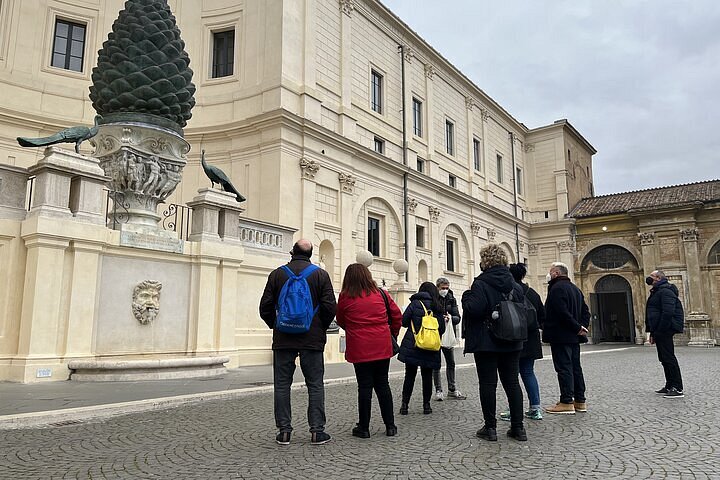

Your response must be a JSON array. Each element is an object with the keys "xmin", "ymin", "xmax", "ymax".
[{"xmin": 1, "ymin": 347, "xmax": 719, "ymax": 479}]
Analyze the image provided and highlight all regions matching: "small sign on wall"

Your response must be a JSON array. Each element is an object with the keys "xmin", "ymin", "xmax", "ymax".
[{"xmin": 36, "ymin": 368, "xmax": 52, "ymax": 378}]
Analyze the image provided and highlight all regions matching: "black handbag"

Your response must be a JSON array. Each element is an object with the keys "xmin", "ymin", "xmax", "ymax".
[{"xmin": 380, "ymin": 289, "xmax": 400, "ymax": 356}]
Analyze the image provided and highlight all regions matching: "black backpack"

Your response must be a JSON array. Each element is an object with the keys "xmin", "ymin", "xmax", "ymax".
[{"xmin": 488, "ymin": 288, "xmax": 529, "ymax": 343}]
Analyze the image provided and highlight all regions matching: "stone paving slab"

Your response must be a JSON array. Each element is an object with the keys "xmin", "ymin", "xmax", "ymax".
[{"xmin": 0, "ymin": 346, "xmax": 718, "ymax": 479}]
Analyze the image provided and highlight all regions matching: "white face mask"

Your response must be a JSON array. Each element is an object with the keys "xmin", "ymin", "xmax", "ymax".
[
  {"xmin": 546, "ymin": 273, "xmax": 553, "ymax": 283},
  {"xmin": 439, "ymin": 289, "xmax": 448, "ymax": 297}
]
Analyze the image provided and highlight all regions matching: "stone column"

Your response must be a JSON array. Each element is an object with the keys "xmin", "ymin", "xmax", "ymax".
[
  {"xmin": 406, "ymin": 197, "xmax": 418, "ymax": 287},
  {"xmin": 299, "ymin": 158, "xmax": 320, "ymax": 240},
  {"xmin": 470, "ymin": 221, "xmax": 482, "ymax": 278},
  {"xmin": 558, "ymin": 239, "xmax": 576, "ymax": 281},
  {"xmin": 0, "ymin": 164, "xmax": 29, "ymax": 220},
  {"xmin": 339, "ymin": 170, "xmax": 356, "ymax": 274},
  {"xmin": 187, "ymin": 188, "xmax": 245, "ymax": 243},
  {"xmin": 465, "ymin": 97, "xmax": 475, "ymax": 185},
  {"xmin": 680, "ymin": 228, "xmax": 715, "ymax": 346},
  {"xmin": 338, "ymin": 0, "xmax": 357, "ymax": 140},
  {"xmin": 429, "ymin": 205, "xmax": 441, "ymax": 278},
  {"xmin": 425, "ymin": 64, "xmax": 436, "ymax": 166},
  {"xmin": 64, "ymin": 242, "xmax": 103, "ymax": 356}
]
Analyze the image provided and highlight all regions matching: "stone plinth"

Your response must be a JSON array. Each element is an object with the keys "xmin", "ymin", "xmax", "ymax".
[
  {"xmin": 27, "ymin": 147, "xmax": 107, "ymax": 223},
  {"xmin": 0, "ymin": 164, "xmax": 29, "ymax": 220},
  {"xmin": 686, "ymin": 313, "xmax": 716, "ymax": 347},
  {"xmin": 68, "ymin": 356, "xmax": 229, "ymax": 381},
  {"xmin": 187, "ymin": 188, "xmax": 245, "ymax": 242}
]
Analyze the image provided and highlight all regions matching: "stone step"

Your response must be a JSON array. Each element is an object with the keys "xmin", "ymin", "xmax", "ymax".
[{"xmin": 68, "ymin": 356, "xmax": 229, "ymax": 382}]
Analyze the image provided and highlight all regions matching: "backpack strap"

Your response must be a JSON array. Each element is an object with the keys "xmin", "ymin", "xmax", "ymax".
[
  {"xmin": 379, "ymin": 289, "xmax": 392, "ymax": 326},
  {"xmin": 281, "ymin": 263, "xmax": 319, "ymax": 279}
]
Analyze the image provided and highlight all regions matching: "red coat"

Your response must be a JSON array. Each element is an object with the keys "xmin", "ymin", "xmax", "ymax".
[{"xmin": 336, "ymin": 290, "xmax": 402, "ymax": 364}]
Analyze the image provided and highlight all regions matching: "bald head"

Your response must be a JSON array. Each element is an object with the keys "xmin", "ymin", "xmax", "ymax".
[{"xmin": 291, "ymin": 239, "xmax": 313, "ymax": 258}]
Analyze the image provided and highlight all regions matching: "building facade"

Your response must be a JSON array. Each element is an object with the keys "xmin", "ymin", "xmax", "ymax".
[{"xmin": 0, "ymin": 0, "xmax": 597, "ymax": 381}]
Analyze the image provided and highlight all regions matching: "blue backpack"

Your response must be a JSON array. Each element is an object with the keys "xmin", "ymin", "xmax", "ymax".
[{"xmin": 275, "ymin": 264, "xmax": 319, "ymax": 334}]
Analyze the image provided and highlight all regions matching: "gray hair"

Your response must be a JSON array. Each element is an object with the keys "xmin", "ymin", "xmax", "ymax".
[
  {"xmin": 652, "ymin": 270, "xmax": 666, "ymax": 279},
  {"xmin": 551, "ymin": 262, "xmax": 569, "ymax": 276},
  {"xmin": 436, "ymin": 277, "xmax": 450, "ymax": 287}
]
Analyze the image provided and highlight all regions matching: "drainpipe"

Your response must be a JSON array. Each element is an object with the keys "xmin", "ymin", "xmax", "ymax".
[
  {"xmin": 399, "ymin": 44, "xmax": 409, "ymax": 280},
  {"xmin": 510, "ymin": 132, "xmax": 521, "ymax": 261}
]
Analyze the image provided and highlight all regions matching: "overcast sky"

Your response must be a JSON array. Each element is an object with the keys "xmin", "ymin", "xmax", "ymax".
[{"xmin": 381, "ymin": 0, "xmax": 719, "ymax": 195}]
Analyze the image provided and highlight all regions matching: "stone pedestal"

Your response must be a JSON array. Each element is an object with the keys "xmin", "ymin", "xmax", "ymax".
[
  {"xmin": 90, "ymin": 122, "xmax": 189, "ymax": 228},
  {"xmin": 686, "ymin": 313, "xmax": 716, "ymax": 347},
  {"xmin": 0, "ymin": 164, "xmax": 29, "ymax": 220},
  {"xmin": 27, "ymin": 147, "xmax": 107, "ymax": 223},
  {"xmin": 187, "ymin": 188, "xmax": 245, "ymax": 242}
]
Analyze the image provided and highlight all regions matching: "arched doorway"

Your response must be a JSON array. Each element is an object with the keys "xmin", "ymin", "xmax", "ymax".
[
  {"xmin": 418, "ymin": 260, "xmax": 428, "ymax": 285},
  {"xmin": 590, "ymin": 274, "xmax": 635, "ymax": 344}
]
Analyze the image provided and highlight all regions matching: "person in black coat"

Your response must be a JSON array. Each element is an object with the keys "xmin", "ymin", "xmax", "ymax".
[
  {"xmin": 499, "ymin": 263, "xmax": 545, "ymax": 422},
  {"xmin": 542, "ymin": 262, "xmax": 590, "ymax": 415},
  {"xmin": 462, "ymin": 244, "xmax": 527, "ymax": 442},
  {"xmin": 259, "ymin": 239, "xmax": 337, "ymax": 446},
  {"xmin": 432, "ymin": 277, "xmax": 467, "ymax": 401},
  {"xmin": 645, "ymin": 270, "xmax": 685, "ymax": 398},
  {"xmin": 398, "ymin": 282, "xmax": 445, "ymax": 415}
]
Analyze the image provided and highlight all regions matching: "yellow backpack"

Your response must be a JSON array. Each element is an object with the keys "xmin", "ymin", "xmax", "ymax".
[{"xmin": 412, "ymin": 303, "xmax": 441, "ymax": 351}]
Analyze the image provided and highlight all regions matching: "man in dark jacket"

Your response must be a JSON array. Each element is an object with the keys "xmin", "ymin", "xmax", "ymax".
[
  {"xmin": 645, "ymin": 270, "xmax": 684, "ymax": 398},
  {"xmin": 433, "ymin": 277, "xmax": 466, "ymax": 401},
  {"xmin": 543, "ymin": 262, "xmax": 590, "ymax": 415},
  {"xmin": 462, "ymin": 244, "xmax": 527, "ymax": 442},
  {"xmin": 259, "ymin": 239, "xmax": 337, "ymax": 445}
]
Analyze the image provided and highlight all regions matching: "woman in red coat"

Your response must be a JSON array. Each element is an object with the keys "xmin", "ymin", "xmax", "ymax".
[{"xmin": 336, "ymin": 263, "xmax": 402, "ymax": 438}]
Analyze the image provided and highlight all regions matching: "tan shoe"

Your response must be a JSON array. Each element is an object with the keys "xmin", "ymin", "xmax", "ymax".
[
  {"xmin": 574, "ymin": 401, "xmax": 587, "ymax": 412},
  {"xmin": 544, "ymin": 402, "xmax": 576, "ymax": 414}
]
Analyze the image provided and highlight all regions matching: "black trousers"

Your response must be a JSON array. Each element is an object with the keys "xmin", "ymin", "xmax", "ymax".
[
  {"xmin": 474, "ymin": 351, "xmax": 524, "ymax": 429},
  {"xmin": 550, "ymin": 343, "xmax": 586, "ymax": 404},
  {"xmin": 401, "ymin": 364, "xmax": 433, "ymax": 405},
  {"xmin": 654, "ymin": 333, "xmax": 683, "ymax": 391},
  {"xmin": 273, "ymin": 349, "xmax": 325, "ymax": 433},
  {"xmin": 353, "ymin": 358, "xmax": 394, "ymax": 429}
]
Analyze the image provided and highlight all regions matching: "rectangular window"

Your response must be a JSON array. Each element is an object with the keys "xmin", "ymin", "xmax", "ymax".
[
  {"xmin": 496, "ymin": 154, "xmax": 503, "ymax": 183},
  {"xmin": 416, "ymin": 225, "xmax": 425, "ymax": 248},
  {"xmin": 368, "ymin": 217, "xmax": 380, "ymax": 256},
  {"xmin": 374, "ymin": 137, "xmax": 385, "ymax": 154},
  {"xmin": 212, "ymin": 30, "xmax": 235, "ymax": 78},
  {"xmin": 516, "ymin": 167, "xmax": 523, "ymax": 195},
  {"xmin": 416, "ymin": 158, "xmax": 425, "ymax": 173},
  {"xmin": 51, "ymin": 19, "xmax": 86, "ymax": 72},
  {"xmin": 473, "ymin": 138, "xmax": 481, "ymax": 171},
  {"xmin": 412, "ymin": 98, "xmax": 423, "ymax": 136},
  {"xmin": 371, "ymin": 70, "xmax": 383, "ymax": 114},
  {"xmin": 449, "ymin": 174, "xmax": 456, "ymax": 188},
  {"xmin": 445, "ymin": 120, "xmax": 454, "ymax": 155},
  {"xmin": 446, "ymin": 238, "xmax": 456, "ymax": 272}
]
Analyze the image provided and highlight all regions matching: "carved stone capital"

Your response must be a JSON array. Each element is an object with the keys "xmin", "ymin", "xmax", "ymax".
[
  {"xmin": 299, "ymin": 157, "xmax": 320, "ymax": 179},
  {"xmin": 519, "ymin": 241, "xmax": 526, "ymax": 252},
  {"xmin": 339, "ymin": 0, "xmax": 355, "ymax": 16},
  {"xmin": 465, "ymin": 96, "xmax": 474, "ymax": 111},
  {"xmin": 487, "ymin": 227, "xmax": 497, "ymax": 242},
  {"xmin": 406, "ymin": 197, "xmax": 418, "ymax": 215},
  {"xmin": 403, "ymin": 47, "xmax": 416, "ymax": 64},
  {"xmin": 480, "ymin": 108, "xmax": 490, "ymax": 122},
  {"xmin": 638, "ymin": 232, "xmax": 655, "ymax": 246},
  {"xmin": 470, "ymin": 221, "xmax": 482, "ymax": 237},
  {"xmin": 338, "ymin": 172, "xmax": 356, "ymax": 193},
  {"xmin": 680, "ymin": 228, "xmax": 698, "ymax": 242},
  {"xmin": 424, "ymin": 64, "xmax": 435, "ymax": 80},
  {"xmin": 528, "ymin": 243, "xmax": 538, "ymax": 255},
  {"xmin": 524, "ymin": 143, "xmax": 535, "ymax": 153},
  {"xmin": 428, "ymin": 206, "xmax": 440, "ymax": 223},
  {"xmin": 558, "ymin": 239, "xmax": 576, "ymax": 253}
]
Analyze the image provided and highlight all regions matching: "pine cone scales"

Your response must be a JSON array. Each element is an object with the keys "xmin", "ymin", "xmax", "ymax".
[{"xmin": 89, "ymin": 0, "xmax": 195, "ymax": 129}]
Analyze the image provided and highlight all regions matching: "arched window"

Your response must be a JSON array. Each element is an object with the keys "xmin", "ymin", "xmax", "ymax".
[
  {"xmin": 581, "ymin": 245, "xmax": 636, "ymax": 270},
  {"xmin": 709, "ymin": 241, "xmax": 720, "ymax": 264}
]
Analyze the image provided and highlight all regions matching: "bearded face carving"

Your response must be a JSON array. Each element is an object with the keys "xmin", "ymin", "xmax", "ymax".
[{"xmin": 132, "ymin": 280, "xmax": 162, "ymax": 325}]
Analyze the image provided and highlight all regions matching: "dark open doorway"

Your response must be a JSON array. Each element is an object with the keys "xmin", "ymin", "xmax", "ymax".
[{"xmin": 589, "ymin": 275, "xmax": 635, "ymax": 344}]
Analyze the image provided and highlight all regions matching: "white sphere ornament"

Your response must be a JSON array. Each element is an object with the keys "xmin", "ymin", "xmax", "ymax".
[
  {"xmin": 356, "ymin": 250, "xmax": 374, "ymax": 267},
  {"xmin": 393, "ymin": 259, "xmax": 409, "ymax": 275}
]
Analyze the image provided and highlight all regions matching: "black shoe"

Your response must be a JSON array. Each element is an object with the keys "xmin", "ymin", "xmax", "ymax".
[
  {"xmin": 655, "ymin": 387, "xmax": 668, "ymax": 395},
  {"xmin": 663, "ymin": 387, "xmax": 685, "ymax": 398},
  {"xmin": 310, "ymin": 431, "xmax": 332, "ymax": 445},
  {"xmin": 423, "ymin": 402, "xmax": 432, "ymax": 414},
  {"xmin": 399, "ymin": 402, "xmax": 408, "ymax": 415},
  {"xmin": 352, "ymin": 425, "xmax": 370, "ymax": 438},
  {"xmin": 476, "ymin": 426, "xmax": 497, "ymax": 442},
  {"xmin": 507, "ymin": 427, "xmax": 528, "ymax": 442},
  {"xmin": 386, "ymin": 424, "xmax": 398, "ymax": 437},
  {"xmin": 275, "ymin": 431, "xmax": 291, "ymax": 445}
]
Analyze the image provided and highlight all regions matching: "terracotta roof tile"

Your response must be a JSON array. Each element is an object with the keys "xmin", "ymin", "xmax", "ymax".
[{"xmin": 568, "ymin": 179, "xmax": 720, "ymax": 218}]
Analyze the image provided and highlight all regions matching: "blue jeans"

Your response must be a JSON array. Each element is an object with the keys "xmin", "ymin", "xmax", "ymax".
[{"xmin": 519, "ymin": 357, "xmax": 540, "ymax": 408}]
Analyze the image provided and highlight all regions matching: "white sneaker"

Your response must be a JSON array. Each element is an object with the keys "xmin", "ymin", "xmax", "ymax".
[
  {"xmin": 447, "ymin": 390, "xmax": 467, "ymax": 399},
  {"xmin": 434, "ymin": 390, "xmax": 444, "ymax": 401}
]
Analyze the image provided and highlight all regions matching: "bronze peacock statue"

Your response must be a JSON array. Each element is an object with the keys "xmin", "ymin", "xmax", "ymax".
[{"xmin": 200, "ymin": 150, "xmax": 245, "ymax": 202}]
